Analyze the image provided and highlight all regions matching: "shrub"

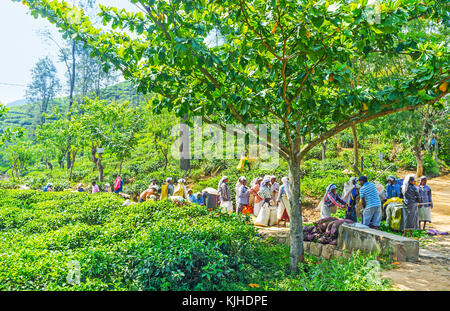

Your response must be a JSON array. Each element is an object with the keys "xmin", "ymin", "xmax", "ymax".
[
  {"xmin": 423, "ymin": 154, "xmax": 439, "ymax": 177},
  {"xmin": 0, "ymin": 189, "xmax": 392, "ymax": 291}
]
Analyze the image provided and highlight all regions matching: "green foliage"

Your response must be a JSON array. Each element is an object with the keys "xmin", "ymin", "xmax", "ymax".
[
  {"xmin": 423, "ymin": 154, "xmax": 439, "ymax": 176},
  {"xmin": 0, "ymin": 189, "xmax": 390, "ymax": 290}
]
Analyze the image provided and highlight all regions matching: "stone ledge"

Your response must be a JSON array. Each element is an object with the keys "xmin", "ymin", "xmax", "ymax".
[
  {"xmin": 258, "ymin": 224, "xmax": 419, "ymax": 262},
  {"xmin": 338, "ymin": 224, "xmax": 419, "ymax": 261}
]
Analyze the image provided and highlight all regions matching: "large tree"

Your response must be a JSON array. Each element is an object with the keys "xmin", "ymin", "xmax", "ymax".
[
  {"xmin": 75, "ymin": 98, "xmax": 144, "ymax": 181},
  {"xmin": 25, "ymin": 56, "xmax": 60, "ymax": 126},
  {"xmin": 18, "ymin": 0, "xmax": 449, "ymax": 272}
]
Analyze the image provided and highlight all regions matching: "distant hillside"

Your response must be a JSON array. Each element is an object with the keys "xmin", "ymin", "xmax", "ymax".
[
  {"xmin": 6, "ymin": 99, "xmax": 28, "ymax": 107},
  {"xmin": 0, "ymin": 81, "xmax": 148, "ymax": 131}
]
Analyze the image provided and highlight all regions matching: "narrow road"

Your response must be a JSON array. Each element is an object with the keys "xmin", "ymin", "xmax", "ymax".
[{"xmin": 382, "ymin": 174, "xmax": 450, "ymax": 291}]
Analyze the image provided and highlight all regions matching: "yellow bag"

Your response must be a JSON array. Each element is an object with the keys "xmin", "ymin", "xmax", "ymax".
[
  {"xmin": 160, "ymin": 184, "xmax": 168, "ymax": 200},
  {"xmin": 390, "ymin": 206, "xmax": 403, "ymax": 231},
  {"xmin": 173, "ymin": 184, "xmax": 184, "ymax": 197},
  {"xmin": 237, "ymin": 156, "xmax": 248, "ymax": 171},
  {"xmin": 384, "ymin": 197, "xmax": 403, "ymax": 207}
]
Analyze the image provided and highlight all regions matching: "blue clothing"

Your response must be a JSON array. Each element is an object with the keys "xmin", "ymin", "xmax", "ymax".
[
  {"xmin": 237, "ymin": 185, "xmax": 250, "ymax": 205},
  {"xmin": 188, "ymin": 194, "xmax": 196, "ymax": 203},
  {"xmin": 362, "ymin": 206, "xmax": 382, "ymax": 227},
  {"xmin": 114, "ymin": 180, "xmax": 123, "ymax": 193},
  {"xmin": 360, "ymin": 182, "xmax": 381, "ymax": 209},
  {"xmin": 386, "ymin": 182, "xmax": 401, "ymax": 199},
  {"xmin": 346, "ymin": 187, "xmax": 359, "ymax": 222},
  {"xmin": 194, "ymin": 196, "xmax": 204, "ymax": 205}
]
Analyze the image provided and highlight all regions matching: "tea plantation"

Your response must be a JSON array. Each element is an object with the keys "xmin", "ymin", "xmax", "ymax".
[{"xmin": 0, "ymin": 189, "xmax": 390, "ymax": 291}]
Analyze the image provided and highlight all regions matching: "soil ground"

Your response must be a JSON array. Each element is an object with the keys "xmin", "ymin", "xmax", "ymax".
[
  {"xmin": 381, "ymin": 174, "xmax": 450, "ymax": 291},
  {"xmin": 265, "ymin": 173, "xmax": 450, "ymax": 291}
]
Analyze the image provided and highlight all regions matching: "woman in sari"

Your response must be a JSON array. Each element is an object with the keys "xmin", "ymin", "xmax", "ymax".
[
  {"xmin": 276, "ymin": 177, "xmax": 290, "ymax": 226},
  {"xmin": 235, "ymin": 176, "xmax": 245, "ymax": 206},
  {"xmin": 173, "ymin": 178, "xmax": 187, "ymax": 198},
  {"xmin": 257, "ymin": 178, "xmax": 272, "ymax": 205},
  {"xmin": 218, "ymin": 176, "xmax": 232, "ymax": 213},
  {"xmin": 418, "ymin": 176, "xmax": 433, "ymax": 230},
  {"xmin": 249, "ymin": 177, "xmax": 263, "ymax": 216},
  {"xmin": 402, "ymin": 174, "xmax": 420, "ymax": 237},
  {"xmin": 320, "ymin": 184, "xmax": 347, "ymax": 219},
  {"xmin": 114, "ymin": 175, "xmax": 123, "ymax": 193}
]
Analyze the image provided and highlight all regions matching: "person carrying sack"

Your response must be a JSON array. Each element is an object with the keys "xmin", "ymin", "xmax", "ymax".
[
  {"xmin": 276, "ymin": 177, "xmax": 291, "ymax": 226},
  {"xmin": 218, "ymin": 176, "xmax": 233, "ymax": 213}
]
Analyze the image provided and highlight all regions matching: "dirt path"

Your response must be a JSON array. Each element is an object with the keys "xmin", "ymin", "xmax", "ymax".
[{"xmin": 381, "ymin": 174, "xmax": 450, "ymax": 291}]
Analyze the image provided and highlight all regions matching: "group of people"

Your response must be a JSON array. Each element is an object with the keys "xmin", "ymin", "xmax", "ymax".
[
  {"xmin": 320, "ymin": 173, "xmax": 434, "ymax": 237},
  {"xmin": 217, "ymin": 175, "xmax": 291, "ymax": 226},
  {"xmin": 43, "ymin": 181, "xmax": 107, "ymax": 193},
  {"xmin": 42, "ymin": 169, "xmax": 435, "ymax": 237}
]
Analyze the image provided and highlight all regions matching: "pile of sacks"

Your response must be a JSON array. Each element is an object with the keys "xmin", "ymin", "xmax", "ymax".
[
  {"xmin": 303, "ymin": 217, "xmax": 354, "ymax": 245},
  {"xmin": 253, "ymin": 202, "xmax": 278, "ymax": 227}
]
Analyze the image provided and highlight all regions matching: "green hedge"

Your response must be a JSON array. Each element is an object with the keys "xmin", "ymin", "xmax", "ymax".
[{"xmin": 0, "ymin": 189, "xmax": 391, "ymax": 291}]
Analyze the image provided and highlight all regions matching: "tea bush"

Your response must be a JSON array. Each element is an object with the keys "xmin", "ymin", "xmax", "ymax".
[{"xmin": 0, "ymin": 189, "xmax": 391, "ymax": 291}]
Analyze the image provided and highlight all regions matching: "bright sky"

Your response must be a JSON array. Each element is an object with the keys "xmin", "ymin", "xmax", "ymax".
[{"xmin": 0, "ymin": 0, "xmax": 139, "ymax": 105}]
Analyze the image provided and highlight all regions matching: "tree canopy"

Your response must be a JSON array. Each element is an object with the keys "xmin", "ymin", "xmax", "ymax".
[{"xmin": 16, "ymin": 0, "xmax": 449, "ymax": 271}]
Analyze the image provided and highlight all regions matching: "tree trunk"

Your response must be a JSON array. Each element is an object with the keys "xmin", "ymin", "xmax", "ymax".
[
  {"xmin": 433, "ymin": 137, "xmax": 439, "ymax": 161},
  {"xmin": 180, "ymin": 113, "xmax": 190, "ymax": 171},
  {"xmin": 321, "ymin": 140, "xmax": 327, "ymax": 161},
  {"xmin": 351, "ymin": 125, "xmax": 361, "ymax": 175},
  {"xmin": 97, "ymin": 153, "xmax": 104, "ymax": 182},
  {"xmin": 45, "ymin": 159, "xmax": 53, "ymax": 171},
  {"xmin": 66, "ymin": 41, "xmax": 76, "ymax": 171},
  {"xmin": 288, "ymin": 158, "xmax": 304, "ymax": 273},
  {"xmin": 69, "ymin": 150, "xmax": 77, "ymax": 181},
  {"xmin": 413, "ymin": 145, "xmax": 423, "ymax": 177}
]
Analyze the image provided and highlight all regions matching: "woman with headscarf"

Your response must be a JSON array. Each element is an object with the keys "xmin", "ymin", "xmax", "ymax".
[
  {"xmin": 386, "ymin": 175, "xmax": 401, "ymax": 199},
  {"xmin": 345, "ymin": 177, "xmax": 359, "ymax": 222},
  {"xmin": 140, "ymin": 185, "xmax": 158, "ymax": 203},
  {"xmin": 104, "ymin": 183, "xmax": 112, "ymax": 193},
  {"xmin": 218, "ymin": 176, "xmax": 232, "ymax": 213},
  {"xmin": 257, "ymin": 178, "xmax": 272, "ymax": 204},
  {"xmin": 236, "ymin": 177, "xmax": 250, "ymax": 214},
  {"xmin": 43, "ymin": 183, "xmax": 53, "ymax": 192},
  {"xmin": 402, "ymin": 174, "xmax": 420, "ymax": 236},
  {"xmin": 249, "ymin": 177, "xmax": 263, "ymax": 216},
  {"xmin": 320, "ymin": 184, "xmax": 347, "ymax": 219},
  {"xmin": 270, "ymin": 176, "xmax": 280, "ymax": 202},
  {"xmin": 418, "ymin": 176, "xmax": 433, "ymax": 230},
  {"xmin": 114, "ymin": 175, "xmax": 123, "ymax": 193},
  {"xmin": 165, "ymin": 177, "xmax": 174, "ymax": 197},
  {"xmin": 91, "ymin": 181, "xmax": 100, "ymax": 194},
  {"xmin": 173, "ymin": 178, "xmax": 187, "ymax": 198},
  {"xmin": 194, "ymin": 192, "xmax": 205, "ymax": 205},
  {"xmin": 276, "ymin": 177, "xmax": 290, "ymax": 226},
  {"xmin": 235, "ymin": 176, "xmax": 245, "ymax": 206}
]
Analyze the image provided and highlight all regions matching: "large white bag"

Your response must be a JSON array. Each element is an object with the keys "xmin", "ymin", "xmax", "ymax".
[
  {"xmin": 374, "ymin": 181, "xmax": 387, "ymax": 201},
  {"xmin": 220, "ymin": 201, "xmax": 233, "ymax": 214},
  {"xmin": 254, "ymin": 203, "xmax": 270, "ymax": 226},
  {"xmin": 268, "ymin": 206, "xmax": 278, "ymax": 226},
  {"xmin": 253, "ymin": 201, "xmax": 262, "ymax": 217},
  {"xmin": 278, "ymin": 196, "xmax": 290, "ymax": 218},
  {"xmin": 341, "ymin": 181, "xmax": 354, "ymax": 204}
]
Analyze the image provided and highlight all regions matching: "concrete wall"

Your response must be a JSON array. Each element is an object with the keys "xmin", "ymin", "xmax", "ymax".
[
  {"xmin": 258, "ymin": 223, "xmax": 420, "ymax": 262},
  {"xmin": 337, "ymin": 224, "xmax": 419, "ymax": 261}
]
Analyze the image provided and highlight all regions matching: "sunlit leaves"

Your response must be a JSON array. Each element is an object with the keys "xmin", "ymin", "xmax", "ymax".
[{"xmin": 15, "ymin": 0, "xmax": 450, "ymax": 158}]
